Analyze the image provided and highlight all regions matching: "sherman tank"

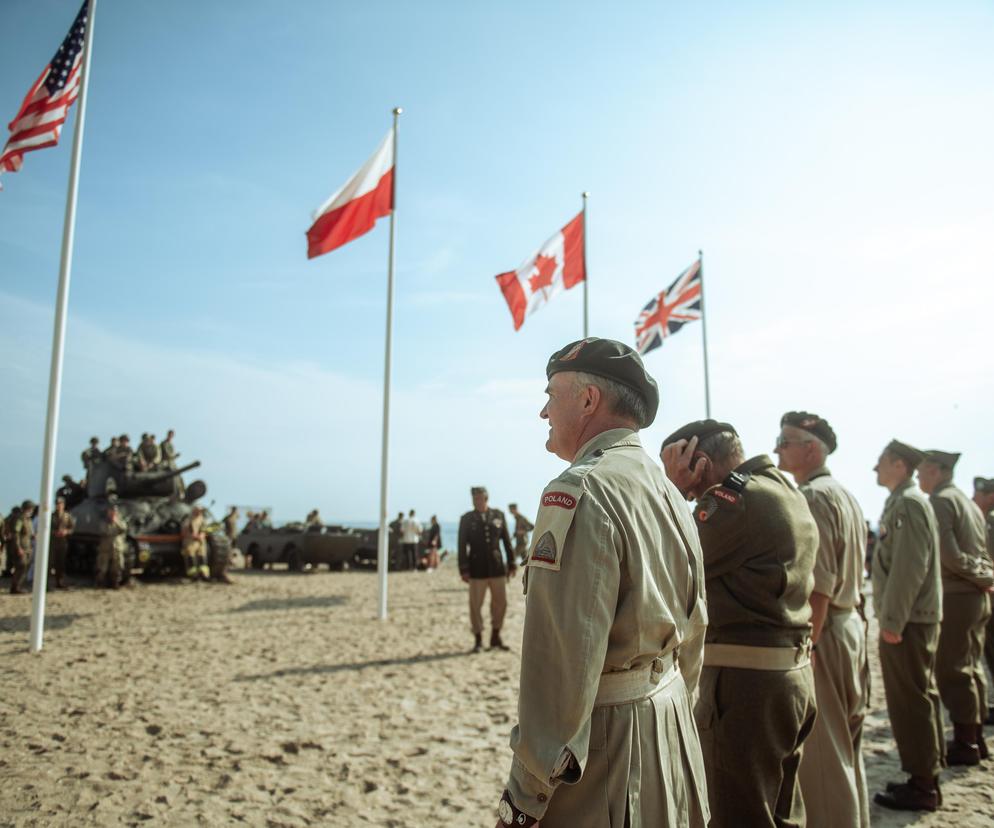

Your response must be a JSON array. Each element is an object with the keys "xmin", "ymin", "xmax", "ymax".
[{"xmin": 58, "ymin": 457, "xmax": 231, "ymax": 579}]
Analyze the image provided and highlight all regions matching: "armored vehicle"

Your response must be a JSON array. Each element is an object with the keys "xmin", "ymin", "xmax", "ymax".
[
  {"xmin": 59, "ymin": 457, "xmax": 231, "ymax": 579},
  {"xmin": 236, "ymin": 523, "xmax": 366, "ymax": 571}
]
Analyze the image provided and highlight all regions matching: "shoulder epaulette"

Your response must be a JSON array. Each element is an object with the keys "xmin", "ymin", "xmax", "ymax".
[{"xmin": 723, "ymin": 471, "xmax": 750, "ymax": 493}]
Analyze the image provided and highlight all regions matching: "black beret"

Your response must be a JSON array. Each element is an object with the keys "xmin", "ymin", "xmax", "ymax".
[
  {"xmin": 780, "ymin": 411, "xmax": 837, "ymax": 454},
  {"xmin": 470, "ymin": 486, "xmax": 488, "ymax": 496},
  {"xmin": 922, "ymin": 449, "xmax": 961, "ymax": 470},
  {"xmin": 546, "ymin": 337, "xmax": 659, "ymax": 428},
  {"xmin": 885, "ymin": 439, "xmax": 925, "ymax": 470},
  {"xmin": 661, "ymin": 419, "xmax": 738, "ymax": 449}
]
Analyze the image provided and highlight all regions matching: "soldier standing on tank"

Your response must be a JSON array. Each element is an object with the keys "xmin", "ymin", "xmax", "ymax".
[
  {"xmin": 507, "ymin": 503, "xmax": 534, "ymax": 566},
  {"xmin": 917, "ymin": 450, "xmax": 994, "ymax": 765},
  {"xmin": 662, "ymin": 420, "xmax": 817, "ymax": 828},
  {"xmin": 50, "ymin": 496, "xmax": 75, "ymax": 590},
  {"xmin": 110, "ymin": 434, "xmax": 134, "ymax": 475},
  {"xmin": 81, "ymin": 436, "xmax": 101, "ymax": 480},
  {"xmin": 458, "ymin": 486, "xmax": 515, "ymax": 653},
  {"xmin": 96, "ymin": 503, "xmax": 128, "ymax": 589},
  {"xmin": 7, "ymin": 503, "xmax": 36, "ymax": 594},
  {"xmin": 775, "ymin": 411, "xmax": 870, "ymax": 827},
  {"xmin": 137, "ymin": 433, "xmax": 161, "ymax": 471},
  {"xmin": 871, "ymin": 440, "xmax": 944, "ymax": 812},
  {"xmin": 102, "ymin": 435, "xmax": 119, "ymax": 461},
  {"xmin": 181, "ymin": 505, "xmax": 209, "ymax": 581},
  {"xmin": 159, "ymin": 429, "xmax": 178, "ymax": 469}
]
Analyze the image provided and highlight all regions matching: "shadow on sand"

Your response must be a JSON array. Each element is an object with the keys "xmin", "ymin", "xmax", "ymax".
[
  {"xmin": 233, "ymin": 649, "xmax": 469, "ymax": 682},
  {"xmin": 0, "ymin": 613, "xmax": 86, "ymax": 634},
  {"xmin": 229, "ymin": 594, "xmax": 348, "ymax": 613}
]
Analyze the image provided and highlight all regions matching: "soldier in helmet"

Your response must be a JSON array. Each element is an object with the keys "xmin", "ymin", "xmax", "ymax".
[
  {"xmin": 81, "ymin": 436, "xmax": 101, "ymax": 480},
  {"xmin": 96, "ymin": 502, "xmax": 128, "ymax": 589},
  {"xmin": 918, "ymin": 450, "xmax": 994, "ymax": 765},
  {"xmin": 49, "ymin": 496, "xmax": 76, "ymax": 589},
  {"xmin": 181, "ymin": 505, "xmax": 209, "ymax": 581},
  {"xmin": 7, "ymin": 502, "xmax": 35, "ymax": 594},
  {"xmin": 137, "ymin": 433, "xmax": 162, "ymax": 471},
  {"xmin": 102, "ymin": 435, "xmax": 119, "ymax": 461}
]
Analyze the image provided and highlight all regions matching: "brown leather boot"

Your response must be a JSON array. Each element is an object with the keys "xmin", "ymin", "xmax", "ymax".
[
  {"xmin": 472, "ymin": 633, "xmax": 482, "ymax": 654},
  {"xmin": 874, "ymin": 776, "xmax": 939, "ymax": 812},
  {"xmin": 947, "ymin": 723, "xmax": 981, "ymax": 766},
  {"xmin": 490, "ymin": 629, "xmax": 510, "ymax": 651}
]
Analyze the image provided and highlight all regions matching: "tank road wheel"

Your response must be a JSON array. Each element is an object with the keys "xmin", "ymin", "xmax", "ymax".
[
  {"xmin": 287, "ymin": 547, "xmax": 303, "ymax": 572},
  {"xmin": 249, "ymin": 544, "xmax": 263, "ymax": 570}
]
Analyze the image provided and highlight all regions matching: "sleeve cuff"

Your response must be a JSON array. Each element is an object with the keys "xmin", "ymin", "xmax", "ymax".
[{"xmin": 506, "ymin": 755, "xmax": 555, "ymax": 820}]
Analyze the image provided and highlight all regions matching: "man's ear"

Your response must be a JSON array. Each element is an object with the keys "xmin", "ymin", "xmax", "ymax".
[{"xmin": 582, "ymin": 383, "xmax": 601, "ymax": 413}]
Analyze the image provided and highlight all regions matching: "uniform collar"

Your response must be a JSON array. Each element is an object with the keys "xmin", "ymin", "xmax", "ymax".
[
  {"xmin": 736, "ymin": 454, "xmax": 774, "ymax": 475},
  {"xmin": 933, "ymin": 479, "xmax": 955, "ymax": 496},
  {"xmin": 808, "ymin": 466, "xmax": 832, "ymax": 481},
  {"xmin": 573, "ymin": 427, "xmax": 640, "ymax": 463},
  {"xmin": 887, "ymin": 478, "xmax": 914, "ymax": 503}
]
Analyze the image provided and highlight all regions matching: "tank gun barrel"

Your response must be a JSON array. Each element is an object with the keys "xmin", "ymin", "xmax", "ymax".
[{"xmin": 150, "ymin": 461, "xmax": 201, "ymax": 481}]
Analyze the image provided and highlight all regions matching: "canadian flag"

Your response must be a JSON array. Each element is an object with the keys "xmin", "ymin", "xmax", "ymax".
[
  {"xmin": 307, "ymin": 129, "xmax": 394, "ymax": 259},
  {"xmin": 495, "ymin": 212, "xmax": 586, "ymax": 330}
]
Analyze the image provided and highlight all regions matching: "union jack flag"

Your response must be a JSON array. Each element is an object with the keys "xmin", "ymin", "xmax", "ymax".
[{"xmin": 634, "ymin": 259, "xmax": 703, "ymax": 356}]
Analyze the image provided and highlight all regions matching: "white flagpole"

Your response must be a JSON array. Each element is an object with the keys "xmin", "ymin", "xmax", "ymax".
[
  {"xmin": 377, "ymin": 107, "xmax": 401, "ymax": 621},
  {"xmin": 582, "ymin": 191, "xmax": 589, "ymax": 338},
  {"xmin": 698, "ymin": 249, "xmax": 712, "ymax": 418},
  {"xmin": 30, "ymin": 0, "xmax": 98, "ymax": 654}
]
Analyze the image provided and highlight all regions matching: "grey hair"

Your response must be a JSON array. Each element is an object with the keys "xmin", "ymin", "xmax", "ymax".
[
  {"xmin": 697, "ymin": 431, "xmax": 745, "ymax": 467},
  {"xmin": 572, "ymin": 371, "xmax": 649, "ymax": 427}
]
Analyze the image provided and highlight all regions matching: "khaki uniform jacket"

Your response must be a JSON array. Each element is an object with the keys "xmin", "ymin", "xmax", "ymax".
[
  {"xmin": 99, "ymin": 515, "xmax": 128, "ymax": 554},
  {"xmin": 799, "ymin": 467, "xmax": 865, "ymax": 608},
  {"xmin": 81, "ymin": 447, "xmax": 102, "ymax": 470},
  {"xmin": 694, "ymin": 455, "xmax": 816, "ymax": 646},
  {"xmin": 51, "ymin": 511, "xmax": 75, "ymax": 538},
  {"xmin": 929, "ymin": 481, "xmax": 994, "ymax": 594},
  {"xmin": 507, "ymin": 429, "xmax": 708, "ymax": 824},
  {"xmin": 871, "ymin": 480, "xmax": 942, "ymax": 634},
  {"xmin": 182, "ymin": 514, "xmax": 205, "ymax": 549},
  {"xmin": 223, "ymin": 514, "xmax": 238, "ymax": 542}
]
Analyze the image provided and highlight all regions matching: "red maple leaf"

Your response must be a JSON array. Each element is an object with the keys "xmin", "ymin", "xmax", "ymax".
[{"xmin": 528, "ymin": 254, "xmax": 558, "ymax": 294}]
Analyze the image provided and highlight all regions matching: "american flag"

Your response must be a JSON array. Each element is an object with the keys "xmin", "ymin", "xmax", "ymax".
[
  {"xmin": 634, "ymin": 259, "xmax": 703, "ymax": 356},
  {"xmin": 0, "ymin": 1, "xmax": 89, "ymax": 187}
]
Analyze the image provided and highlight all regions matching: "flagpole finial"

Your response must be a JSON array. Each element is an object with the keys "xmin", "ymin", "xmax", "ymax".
[
  {"xmin": 393, "ymin": 106, "xmax": 403, "ymax": 115},
  {"xmin": 582, "ymin": 191, "xmax": 590, "ymax": 199},
  {"xmin": 698, "ymin": 248, "xmax": 703, "ymax": 258}
]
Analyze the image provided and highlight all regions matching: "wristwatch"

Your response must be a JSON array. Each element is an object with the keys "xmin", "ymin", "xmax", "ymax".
[{"xmin": 497, "ymin": 791, "xmax": 538, "ymax": 826}]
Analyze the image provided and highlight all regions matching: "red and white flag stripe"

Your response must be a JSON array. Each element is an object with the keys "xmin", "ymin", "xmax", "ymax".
[
  {"xmin": 495, "ymin": 212, "xmax": 585, "ymax": 331},
  {"xmin": 306, "ymin": 129, "xmax": 394, "ymax": 259}
]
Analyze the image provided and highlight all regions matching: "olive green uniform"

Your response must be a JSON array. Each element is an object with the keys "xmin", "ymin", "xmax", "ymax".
[
  {"xmin": 930, "ymin": 482, "xmax": 994, "ymax": 727},
  {"xmin": 984, "ymin": 513, "xmax": 994, "ymax": 689},
  {"xmin": 795, "ymin": 468, "xmax": 870, "ymax": 828},
  {"xmin": 871, "ymin": 480, "xmax": 943, "ymax": 779},
  {"xmin": 8, "ymin": 514, "xmax": 33, "ymax": 593},
  {"xmin": 81, "ymin": 446, "xmax": 101, "ymax": 474},
  {"xmin": 693, "ymin": 455, "xmax": 817, "ymax": 828},
  {"xmin": 96, "ymin": 514, "xmax": 128, "ymax": 587},
  {"xmin": 512, "ymin": 512, "xmax": 534, "ymax": 564},
  {"xmin": 507, "ymin": 429, "xmax": 709, "ymax": 827},
  {"xmin": 50, "ymin": 510, "xmax": 76, "ymax": 587}
]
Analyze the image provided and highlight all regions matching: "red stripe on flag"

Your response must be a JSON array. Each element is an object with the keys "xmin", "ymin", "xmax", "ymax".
[
  {"xmin": 305, "ymin": 167, "xmax": 394, "ymax": 259},
  {"xmin": 561, "ymin": 211, "xmax": 585, "ymax": 288},
  {"xmin": 496, "ymin": 270, "xmax": 527, "ymax": 331}
]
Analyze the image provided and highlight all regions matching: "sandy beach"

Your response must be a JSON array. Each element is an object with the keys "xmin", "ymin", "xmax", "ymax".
[{"xmin": 1, "ymin": 565, "xmax": 992, "ymax": 827}]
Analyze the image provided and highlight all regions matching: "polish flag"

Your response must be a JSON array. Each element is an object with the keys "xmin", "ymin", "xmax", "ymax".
[
  {"xmin": 495, "ymin": 212, "xmax": 585, "ymax": 330},
  {"xmin": 307, "ymin": 129, "xmax": 394, "ymax": 259}
]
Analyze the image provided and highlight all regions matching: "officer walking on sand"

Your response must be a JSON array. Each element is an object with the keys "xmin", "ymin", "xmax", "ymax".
[
  {"xmin": 917, "ymin": 450, "xmax": 994, "ymax": 764},
  {"xmin": 458, "ymin": 487, "xmax": 515, "ymax": 653},
  {"xmin": 871, "ymin": 440, "xmax": 944, "ymax": 812},
  {"xmin": 974, "ymin": 476, "xmax": 994, "ymax": 724},
  {"xmin": 662, "ymin": 419, "xmax": 817, "ymax": 828},
  {"xmin": 775, "ymin": 411, "xmax": 870, "ymax": 827},
  {"xmin": 497, "ymin": 338, "xmax": 708, "ymax": 828}
]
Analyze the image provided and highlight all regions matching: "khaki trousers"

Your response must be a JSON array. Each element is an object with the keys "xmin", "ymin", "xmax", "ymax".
[
  {"xmin": 798, "ymin": 609, "xmax": 869, "ymax": 828},
  {"xmin": 985, "ymin": 610, "xmax": 994, "ymax": 699},
  {"xmin": 936, "ymin": 590, "xmax": 991, "ymax": 725},
  {"xmin": 696, "ymin": 663, "xmax": 816, "ymax": 828},
  {"xmin": 879, "ymin": 622, "xmax": 943, "ymax": 778},
  {"xmin": 468, "ymin": 576, "xmax": 507, "ymax": 634},
  {"xmin": 95, "ymin": 543, "xmax": 122, "ymax": 587}
]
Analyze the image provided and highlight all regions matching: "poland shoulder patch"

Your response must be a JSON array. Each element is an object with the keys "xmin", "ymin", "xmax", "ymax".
[{"xmin": 527, "ymin": 481, "xmax": 584, "ymax": 572}]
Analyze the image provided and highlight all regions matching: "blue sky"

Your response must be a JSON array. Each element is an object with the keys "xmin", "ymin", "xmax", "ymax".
[{"xmin": 2, "ymin": 0, "xmax": 993, "ymax": 526}]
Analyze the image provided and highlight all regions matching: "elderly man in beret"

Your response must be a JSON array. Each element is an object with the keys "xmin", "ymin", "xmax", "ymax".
[
  {"xmin": 775, "ymin": 411, "xmax": 870, "ymax": 827},
  {"xmin": 871, "ymin": 440, "xmax": 944, "ymax": 811},
  {"xmin": 458, "ymin": 486, "xmax": 515, "ymax": 653},
  {"xmin": 974, "ymin": 477, "xmax": 994, "ymax": 724},
  {"xmin": 496, "ymin": 337, "xmax": 708, "ymax": 828},
  {"xmin": 917, "ymin": 451, "xmax": 994, "ymax": 765},
  {"xmin": 661, "ymin": 418, "xmax": 817, "ymax": 828}
]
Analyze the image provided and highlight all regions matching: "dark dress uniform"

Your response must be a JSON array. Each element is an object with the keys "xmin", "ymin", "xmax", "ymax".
[
  {"xmin": 692, "ymin": 455, "xmax": 818, "ymax": 828},
  {"xmin": 458, "ymin": 507, "xmax": 514, "ymax": 643}
]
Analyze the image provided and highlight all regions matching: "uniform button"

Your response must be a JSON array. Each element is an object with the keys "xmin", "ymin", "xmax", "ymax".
[{"xmin": 537, "ymin": 793, "xmax": 547, "ymax": 803}]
